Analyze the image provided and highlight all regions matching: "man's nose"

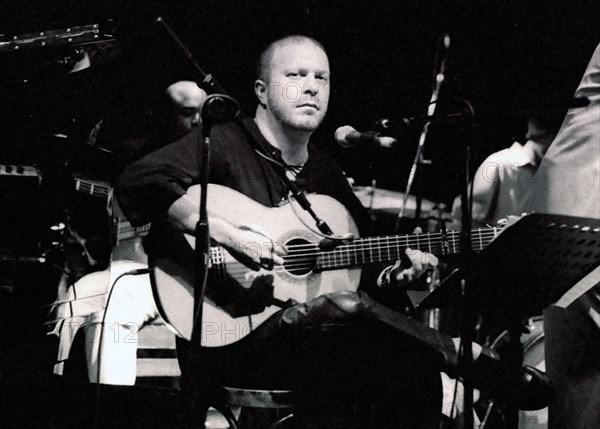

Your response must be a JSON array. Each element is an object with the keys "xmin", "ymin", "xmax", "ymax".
[
  {"xmin": 303, "ymin": 75, "xmax": 318, "ymax": 96},
  {"xmin": 192, "ymin": 111, "xmax": 201, "ymax": 125}
]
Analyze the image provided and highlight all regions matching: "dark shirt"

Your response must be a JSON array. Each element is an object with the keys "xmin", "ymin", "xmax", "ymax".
[{"xmin": 117, "ymin": 118, "xmax": 371, "ymax": 254}]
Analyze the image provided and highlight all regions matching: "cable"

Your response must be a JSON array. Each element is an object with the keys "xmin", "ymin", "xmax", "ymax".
[
  {"xmin": 253, "ymin": 150, "xmax": 354, "ymax": 242},
  {"xmin": 253, "ymin": 149, "xmax": 339, "ymax": 237}
]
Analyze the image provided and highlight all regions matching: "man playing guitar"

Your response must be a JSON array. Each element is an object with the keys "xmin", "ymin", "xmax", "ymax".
[{"xmin": 115, "ymin": 35, "xmax": 544, "ymax": 428}]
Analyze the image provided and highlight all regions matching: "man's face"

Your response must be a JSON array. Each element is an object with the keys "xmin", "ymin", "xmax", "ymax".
[
  {"xmin": 263, "ymin": 41, "xmax": 330, "ymax": 132},
  {"xmin": 525, "ymin": 119, "xmax": 555, "ymax": 149},
  {"xmin": 170, "ymin": 89, "xmax": 207, "ymax": 140}
]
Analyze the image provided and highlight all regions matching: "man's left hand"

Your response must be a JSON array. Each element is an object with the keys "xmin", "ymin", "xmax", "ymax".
[
  {"xmin": 387, "ymin": 247, "xmax": 439, "ymax": 285},
  {"xmin": 377, "ymin": 226, "xmax": 439, "ymax": 288}
]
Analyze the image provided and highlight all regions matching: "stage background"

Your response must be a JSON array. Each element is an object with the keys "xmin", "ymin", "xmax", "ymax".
[{"xmin": 1, "ymin": 0, "xmax": 598, "ymax": 207}]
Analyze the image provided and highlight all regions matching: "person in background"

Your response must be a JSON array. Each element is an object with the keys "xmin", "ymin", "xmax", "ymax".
[
  {"xmin": 49, "ymin": 80, "xmax": 207, "ymax": 386},
  {"xmin": 451, "ymin": 114, "xmax": 561, "ymax": 229},
  {"xmin": 115, "ymin": 80, "xmax": 208, "ymax": 166}
]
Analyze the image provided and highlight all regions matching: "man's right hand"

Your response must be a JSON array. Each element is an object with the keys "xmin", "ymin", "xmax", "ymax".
[
  {"xmin": 217, "ymin": 222, "xmax": 286, "ymax": 271},
  {"xmin": 167, "ymin": 193, "xmax": 286, "ymax": 271}
]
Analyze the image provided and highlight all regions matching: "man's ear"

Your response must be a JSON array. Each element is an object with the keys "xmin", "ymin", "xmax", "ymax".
[{"xmin": 254, "ymin": 79, "xmax": 267, "ymax": 107}]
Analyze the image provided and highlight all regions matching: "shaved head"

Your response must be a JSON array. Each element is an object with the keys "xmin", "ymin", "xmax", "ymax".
[
  {"xmin": 163, "ymin": 80, "xmax": 208, "ymax": 140},
  {"xmin": 165, "ymin": 80, "xmax": 207, "ymax": 108},
  {"xmin": 257, "ymin": 35, "xmax": 326, "ymax": 82}
]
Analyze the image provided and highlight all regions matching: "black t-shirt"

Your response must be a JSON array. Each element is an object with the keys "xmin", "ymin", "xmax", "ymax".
[
  {"xmin": 118, "ymin": 119, "xmax": 368, "ymax": 225},
  {"xmin": 117, "ymin": 118, "xmax": 370, "ymax": 240}
]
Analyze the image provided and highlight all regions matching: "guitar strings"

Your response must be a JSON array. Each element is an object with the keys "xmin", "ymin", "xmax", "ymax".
[
  {"xmin": 247, "ymin": 234, "xmax": 499, "ymax": 254},
  {"xmin": 268, "ymin": 228, "xmax": 501, "ymax": 251},
  {"xmin": 212, "ymin": 233, "xmax": 499, "ymax": 264},
  {"xmin": 218, "ymin": 243, "xmax": 490, "ymax": 274},
  {"xmin": 217, "ymin": 234, "xmax": 499, "ymax": 275},
  {"xmin": 256, "ymin": 233, "xmax": 499, "ymax": 255},
  {"xmin": 208, "ymin": 228, "xmax": 503, "ymax": 281}
]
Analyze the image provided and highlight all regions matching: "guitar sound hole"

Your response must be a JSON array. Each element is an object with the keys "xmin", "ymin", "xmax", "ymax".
[{"xmin": 284, "ymin": 238, "xmax": 318, "ymax": 276}]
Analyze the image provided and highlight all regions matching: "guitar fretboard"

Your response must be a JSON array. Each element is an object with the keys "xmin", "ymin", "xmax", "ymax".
[
  {"xmin": 115, "ymin": 221, "xmax": 151, "ymax": 241},
  {"xmin": 207, "ymin": 226, "xmax": 503, "ymax": 274},
  {"xmin": 316, "ymin": 228, "xmax": 502, "ymax": 270}
]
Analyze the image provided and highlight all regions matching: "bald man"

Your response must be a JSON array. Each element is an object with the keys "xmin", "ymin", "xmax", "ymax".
[
  {"xmin": 116, "ymin": 80, "xmax": 208, "ymax": 166},
  {"xmin": 164, "ymin": 80, "xmax": 208, "ymax": 142},
  {"xmin": 116, "ymin": 35, "xmax": 548, "ymax": 427}
]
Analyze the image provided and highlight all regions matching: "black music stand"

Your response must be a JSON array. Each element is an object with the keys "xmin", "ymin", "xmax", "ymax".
[
  {"xmin": 421, "ymin": 214, "xmax": 600, "ymax": 313},
  {"xmin": 477, "ymin": 213, "xmax": 599, "ymax": 427},
  {"xmin": 423, "ymin": 213, "xmax": 600, "ymax": 427},
  {"xmin": 472, "ymin": 213, "xmax": 599, "ymax": 326}
]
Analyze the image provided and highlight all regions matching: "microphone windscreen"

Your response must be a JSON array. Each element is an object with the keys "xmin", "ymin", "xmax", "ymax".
[{"xmin": 334, "ymin": 125, "xmax": 357, "ymax": 148}]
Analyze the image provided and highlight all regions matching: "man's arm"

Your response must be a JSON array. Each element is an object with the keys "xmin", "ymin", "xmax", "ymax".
[
  {"xmin": 470, "ymin": 154, "xmax": 501, "ymax": 227},
  {"xmin": 117, "ymin": 128, "xmax": 284, "ymax": 270},
  {"xmin": 166, "ymin": 194, "xmax": 285, "ymax": 270},
  {"xmin": 116, "ymin": 130, "xmax": 202, "ymax": 226}
]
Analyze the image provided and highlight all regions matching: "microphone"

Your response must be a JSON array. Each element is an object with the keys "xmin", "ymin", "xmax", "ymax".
[
  {"xmin": 334, "ymin": 125, "xmax": 397, "ymax": 148},
  {"xmin": 202, "ymin": 94, "xmax": 241, "ymax": 124}
]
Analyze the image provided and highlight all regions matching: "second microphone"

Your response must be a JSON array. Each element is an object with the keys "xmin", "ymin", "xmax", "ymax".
[{"xmin": 334, "ymin": 125, "xmax": 397, "ymax": 148}]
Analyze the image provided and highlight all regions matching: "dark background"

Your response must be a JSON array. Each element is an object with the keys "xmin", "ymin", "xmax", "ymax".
[
  {"xmin": 1, "ymin": 0, "xmax": 599, "ymax": 207},
  {"xmin": 0, "ymin": 2, "xmax": 598, "ymax": 421}
]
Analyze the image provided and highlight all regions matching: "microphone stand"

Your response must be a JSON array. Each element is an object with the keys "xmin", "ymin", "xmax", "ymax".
[
  {"xmin": 155, "ymin": 17, "xmax": 230, "ymax": 95},
  {"xmin": 395, "ymin": 34, "xmax": 450, "ymax": 232},
  {"xmin": 458, "ymin": 102, "xmax": 475, "ymax": 429},
  {"xmin": 187, "ymin": 102, "xmax": 212, "ymax": 421},
  {"xmin": 154, "ymin": 17, "xmax": 243, "ymax": 424},
  {"xmin": 192, "ymin": 94, "xmax": 243, "ymax": 417},
  {"xmin": 394, "ymin": 34, "xmax": 477, "ymax": 428}
]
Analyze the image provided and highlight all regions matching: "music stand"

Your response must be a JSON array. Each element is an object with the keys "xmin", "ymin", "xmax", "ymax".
[
  {"xmin": 471, "ymin": 213, "xmax": 599, "ymax": 326},
  {"xmin": 423, "ymin": 213, "xmax": 600, "ymax": 427},
  {"xmin": 421, "ymin": 214, "xmax": 600, "ymax": 312}
]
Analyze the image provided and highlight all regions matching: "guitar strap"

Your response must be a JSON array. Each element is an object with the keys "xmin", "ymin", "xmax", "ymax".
[{"xmin": 235, "ymin": 117, "xmax": 336, "ymax": 235}]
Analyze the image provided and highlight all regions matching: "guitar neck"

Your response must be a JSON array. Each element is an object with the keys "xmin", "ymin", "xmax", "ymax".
[
  {"xmin": 115, "ymin": 220, "xmax": 151, "ymax": 242},
  {"xmin": 315, "ymin": 227, "xmax": 503, "ymax": 271},
  {"xmin": 208, "ymin": 226, "xmax": 504, "ymax": 273}
]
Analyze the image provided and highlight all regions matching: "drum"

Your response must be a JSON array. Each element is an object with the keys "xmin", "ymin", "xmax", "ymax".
[{"xmin": 492, "ymin": 316, "xmax": 547, "ymax": 429}]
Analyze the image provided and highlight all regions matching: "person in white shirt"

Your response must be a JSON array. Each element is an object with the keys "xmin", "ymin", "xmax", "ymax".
[{"xmin": 452, "ymin": 114, "xmax": 560, "ymax": 229}]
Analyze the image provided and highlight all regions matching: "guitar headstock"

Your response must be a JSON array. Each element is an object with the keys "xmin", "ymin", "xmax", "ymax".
[{"xmin": 496, "ymin": 213, "xmax": 528, "ymax": 228}]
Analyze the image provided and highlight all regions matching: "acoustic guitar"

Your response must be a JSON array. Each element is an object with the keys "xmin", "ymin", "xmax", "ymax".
[{"xmin": 150, "ymin": 184, "xmax": 503, "ymax": 347}]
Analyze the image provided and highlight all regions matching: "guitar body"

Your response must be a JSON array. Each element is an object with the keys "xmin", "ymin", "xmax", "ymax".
[{"xmin": 151, "ymin": 184, "xmax": 361, "ymax": 347}]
